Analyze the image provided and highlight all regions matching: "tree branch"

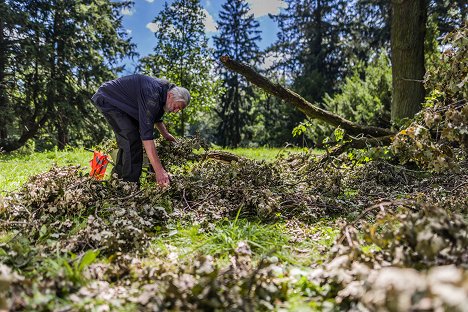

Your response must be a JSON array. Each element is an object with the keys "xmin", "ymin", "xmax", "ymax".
[{"xmin": 220, "ymin": 56, "xmax": 395, "ymax": 138}]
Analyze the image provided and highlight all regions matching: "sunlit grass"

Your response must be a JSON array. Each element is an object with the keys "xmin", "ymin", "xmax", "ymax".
[
  {"xmin": 222, "ymin": 146, "xmax": 323, "ymax": 161},
  {"xmin": 0, "ymin": 148, "xmax": 92, "ymax": 193},
  {"xmin": 150, "ymin": 218, "xmax": 291, "ymax": 263}
]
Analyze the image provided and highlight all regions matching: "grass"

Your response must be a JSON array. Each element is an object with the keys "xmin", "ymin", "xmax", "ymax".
[
  {"xmin": 222, "ymin": 146, "xmax": 323, "ymax": 161},
  {"xmin": 152, "ymin": 218, "xmax": 292, "ymax": 263},
  {"xmin": 0, "ymin": 148, "xmax": 92, "ymax": 194}
]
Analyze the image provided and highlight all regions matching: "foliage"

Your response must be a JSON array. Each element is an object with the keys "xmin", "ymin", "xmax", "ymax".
[
  {"xmin": 391, "ymin": 26, "xmax": 467, "ymax": 171},
  {"xmin": 0, "ymin": 0, "xmax": 136, "ymax": 152},
  {"xmin": 139, "ymin": 0, "xmax": 221, "ymax": 136},
  {"xmin": 324, "ymin": 52, "xmax": 392, "ymax": 128},
  {"xmin": 297, "ymin": 203, "xmax": 468, "ymax": 311},
  {"xmin": 364, "ymin": 206, "xmax": 468, "ymax": 268},
  {"xmin": 293, "ymin": 51, "xmax": 392, "ymax": 143}
]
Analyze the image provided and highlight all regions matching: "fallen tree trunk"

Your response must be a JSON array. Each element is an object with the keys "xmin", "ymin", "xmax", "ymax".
[{"xmin": 220, "ymin": 56, "xmax": 395, "ymax": 138}]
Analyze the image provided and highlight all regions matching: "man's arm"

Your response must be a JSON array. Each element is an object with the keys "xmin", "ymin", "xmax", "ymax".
[
  {"xmin": 142, "ymin": 140, "xmax": 170, "ymax": 187},
  {"xmin": 155, "ymin": 122, "xmax": 176, "ymax": 142}
]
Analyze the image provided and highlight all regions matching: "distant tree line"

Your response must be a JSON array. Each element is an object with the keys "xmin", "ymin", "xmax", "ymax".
[{"xmin": 0, "ymin": 0, "xmax": 466, "ymax": 151}]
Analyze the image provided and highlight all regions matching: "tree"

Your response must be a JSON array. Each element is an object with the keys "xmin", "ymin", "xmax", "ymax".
[
  {"xmin": 0, "ymin": 0, "xmax": 136, "ymax": 152},
  {"xmin": 268, "ymin": 0, "xmax": 350, "ymax": 104},
  {"xmin": 220, "ymin": 56, "xmax": 393, "ymax": 138},
  {"xmin": 139, "ymin": 0, "xmax": 219, "ymax": 137},
  {"xmin": 213, "ymin": 0, "xmax": 261, "ymax": 147},
  {"xmin": 390, "ymin": 0, "xmax": 427, "ymax": 122},
  {"xmin": 0, "ymin": 0, "xmax": 18, "ymax": 141}
]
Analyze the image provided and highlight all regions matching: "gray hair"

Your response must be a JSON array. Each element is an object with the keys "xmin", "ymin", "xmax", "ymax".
[{"xmin": 169, "ymin": 86, "xmax": 190, "ymax": 107}]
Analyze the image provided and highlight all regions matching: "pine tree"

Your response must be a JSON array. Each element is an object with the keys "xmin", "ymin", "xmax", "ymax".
[
  {"xmin": 139, "ymin": 0, "xmax": 219, "ymax": 137},
  {"xmin": 269, "ymin": 0, "xmax": 351, "ymax": 104},
  {"xmin": 213, "ymin": 0, "xmax": 261, "ymax": 147},
  {"xmin": 0, "ymin": 0, "xmax": 136, "ymax": 152},
  {"xmin": 267, "ymin": 0, "xmax": 303, "ymax": 80}
]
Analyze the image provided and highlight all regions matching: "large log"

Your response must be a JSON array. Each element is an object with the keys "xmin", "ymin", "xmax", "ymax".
[{"xmin": 220, "ymin": 56, "xmax": 395, "ymax": 138}]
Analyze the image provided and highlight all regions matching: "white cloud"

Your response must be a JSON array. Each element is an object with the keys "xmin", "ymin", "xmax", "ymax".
[
  {"xmin": 261, "ymin": 51, "xmax": 285, "ymax": 70},
  {"xmin": 145, "ymin": 0, "xmax": 155, "ymax": 2},
  {"xmin": 121, "ymin": 8, "xmax": 135, "ymax": 16},
  {"xmin": 146, "ymin": 22, "xmax": 160, "ymax": 33},
  {"xmin": 203, "ymin": 9, "xmax": 217, "ymax": 32},
  {"xmin": 126, "ymin": 29, "xmax": 132, "ymax": 35},
  {"xmin": 247, "ymin": 0, "xmax": 287, "ymax": 17}
]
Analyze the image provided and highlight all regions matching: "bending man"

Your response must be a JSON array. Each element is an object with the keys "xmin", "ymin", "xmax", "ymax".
[{"xmin": 91, "ymin": 74, "xmax": 190, "ymax": 187}]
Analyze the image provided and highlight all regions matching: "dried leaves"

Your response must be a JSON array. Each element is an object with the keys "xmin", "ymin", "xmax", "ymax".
[
  {"xmin": 391, "ymin": 26, "xmax": 468, "ymax": 172},
  {"xmin": 1, "ymin": 135, "xmax": 467, "ymax": 311}
]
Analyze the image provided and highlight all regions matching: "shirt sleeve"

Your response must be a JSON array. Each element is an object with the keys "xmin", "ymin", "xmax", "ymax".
[{"xmin": 138, "ymin": 91, "xmax": 160, "ymax": 140}]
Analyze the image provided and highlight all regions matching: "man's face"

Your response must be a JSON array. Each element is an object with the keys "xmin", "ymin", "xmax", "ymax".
[{"xmin": 164, "ymin": 93, "xmax": 185, "ymax": 113}]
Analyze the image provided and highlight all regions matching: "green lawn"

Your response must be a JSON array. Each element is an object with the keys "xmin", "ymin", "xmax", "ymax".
[
  {"xmin": 0, "ymin": 148, "xmax": 91, "ymax": 193},
  {"xmin": 221, "ymin": 146, "xmax": 323, "ymax": 160}
]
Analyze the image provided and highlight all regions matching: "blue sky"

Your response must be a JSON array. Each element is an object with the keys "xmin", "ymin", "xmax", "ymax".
[{"xmin": 120, "ymin": 0, "xmax": 286, "ymax": 73}]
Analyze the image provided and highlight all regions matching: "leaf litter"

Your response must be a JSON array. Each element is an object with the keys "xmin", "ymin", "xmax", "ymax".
[{"xmin": 0, "ymin": 137, "xmax": 467, "ymax": 311}]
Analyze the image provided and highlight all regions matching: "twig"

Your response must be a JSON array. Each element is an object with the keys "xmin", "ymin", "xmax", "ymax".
[
  {"xmin": 451, "ymin": 181, "xmax": 468, "ymax": 193},
  {"xmin": 109, "ymin": 189, "xmax": 145, "ymax": 202},
  {"xmin": 182, "ymin": 188, "xmax": 191, "ymax": 211}
]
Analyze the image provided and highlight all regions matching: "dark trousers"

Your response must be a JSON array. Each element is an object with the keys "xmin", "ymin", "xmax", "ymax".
[{"xmin": 100, "ymin": 109, "xmax": 143, "ymax": 183}]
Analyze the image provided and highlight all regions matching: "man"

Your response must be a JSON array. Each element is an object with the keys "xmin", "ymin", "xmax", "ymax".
[{"xmin": 91, "ymin": 74, "xmax": 190, "ymax": 187}]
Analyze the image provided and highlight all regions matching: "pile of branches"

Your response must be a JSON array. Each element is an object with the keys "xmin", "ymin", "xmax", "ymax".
[
  {"xmin": 299, "ymin": 203, "xmax": 468, "ymax": 311},
  {"xmin": 5, "ymin": 203, "xmax": 467, "ymax": 311},
  {"xmin": 2, "ymin": 166, "xmax": 168, "ymax": 254},
  {"xmin": 2, "ymin": 136, "xmax": 468, "ymax": 255}
]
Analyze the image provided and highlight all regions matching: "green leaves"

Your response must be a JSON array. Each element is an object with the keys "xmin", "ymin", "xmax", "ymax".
[
  {"xmin": 139, "ymin": 0, "xmax": 220, "ymax": 137},
  {"xmin": 77, "ymin": 249, "xmax": 100, "ymax": 273}
]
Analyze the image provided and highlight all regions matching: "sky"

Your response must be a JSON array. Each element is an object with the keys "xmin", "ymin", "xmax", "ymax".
[{"xmin": 119, "ymin": 0, "xmax": 287, "ymax": 73}]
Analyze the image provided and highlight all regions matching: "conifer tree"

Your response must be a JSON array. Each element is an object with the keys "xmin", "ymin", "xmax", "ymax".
[
  {"xmin": 213, "ymin": 0, "xmax": 261, "ymax": 147},
  {"xmin": 0, "ymin": 0, "xmax": 136, "ymax": 151}
]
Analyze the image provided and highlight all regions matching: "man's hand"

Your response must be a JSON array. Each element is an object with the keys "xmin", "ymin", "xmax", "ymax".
[
  {"xmin": 164, "ymin": 133, "xmax": 176, "ymax": 142},
  {"xmin": 155, "ymin": 168, "xmax": 170, "ymax": 187},
  {"xmin": 142, "ymin": 139, "xmax": 170, "ymax": 188},
  {"xmin": 156, "ymin": 122, "xmax": 176, "ymax": 142}
]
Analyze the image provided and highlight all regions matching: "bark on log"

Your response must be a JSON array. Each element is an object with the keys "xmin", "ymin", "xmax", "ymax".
[{"xmin": 220, "ymin": 56, "xmax": 395, "ymax": 138}]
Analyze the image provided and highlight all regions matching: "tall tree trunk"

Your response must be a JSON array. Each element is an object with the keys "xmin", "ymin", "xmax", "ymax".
[
  {"xmin": 0, "ymin": 0, "xmax": 9, "ymax": 140},
  {"xmin": 57, "ymin": 117, "xmax": 69, "ymax": 149},
  {"xmin": 180, "ymin": 110, "xmax": 185, "ymax": 136},
  {"xmin": 390, "ymin": 0, "xmax": 427, "ymax": 122}
]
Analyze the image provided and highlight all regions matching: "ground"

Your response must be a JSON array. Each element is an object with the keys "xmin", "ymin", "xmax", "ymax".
[{"xmin": 0, "ymin": 143, "xmax": 467, "ymax": 311}]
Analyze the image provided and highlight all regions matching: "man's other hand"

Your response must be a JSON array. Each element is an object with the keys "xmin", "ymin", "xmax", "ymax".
[
  {"xmin": 155, "ymin": 168, "xmax": 170, "ymax": 187},
  {"xmin": 164, "ymin": 134, "xmax": 176, "ymax": 142}
]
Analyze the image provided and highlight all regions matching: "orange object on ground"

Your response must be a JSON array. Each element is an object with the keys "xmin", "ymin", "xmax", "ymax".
[{"xmin": 89, "ymin": 151, "xmax": 109, "ymax": 180}]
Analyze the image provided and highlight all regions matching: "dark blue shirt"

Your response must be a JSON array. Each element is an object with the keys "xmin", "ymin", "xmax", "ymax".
[{"xmin": 91, "ymin": 74, "xmax": 174, "ymax": 140}]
